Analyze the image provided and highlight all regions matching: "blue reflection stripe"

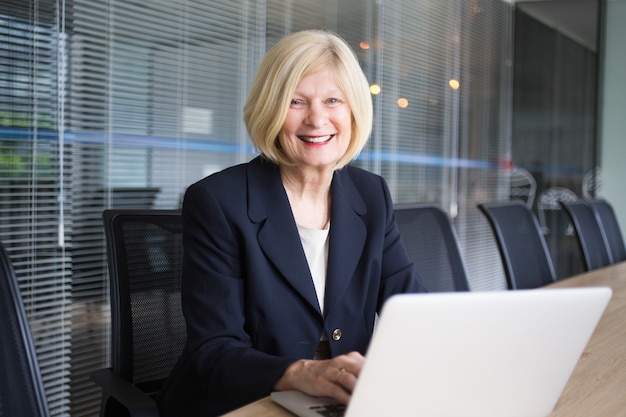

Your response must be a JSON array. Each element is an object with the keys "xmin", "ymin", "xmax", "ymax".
[
  {"xmin": 1, "ymin": 127, "xmax": 495, "ymax": 169},
  {"xmin": 70, "ymin": 131, "xmax": 254, "ymax": 153},
  {"xmin": 358, "ymin": 151, "xmax": 496, "ymax": 169},
  {"xmin": 0, "ymin": 127, "xmax": 252, "ymax": 153}
]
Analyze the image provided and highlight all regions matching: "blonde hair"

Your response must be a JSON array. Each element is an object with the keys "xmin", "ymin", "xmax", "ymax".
[{"xmin": 243, "ymin": 30, "xmax": 373, "ymax": 169}]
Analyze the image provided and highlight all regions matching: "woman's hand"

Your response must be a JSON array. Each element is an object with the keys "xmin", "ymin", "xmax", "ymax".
[{"xmin": 273, "ymin": 351, "xmax": 365, "ymax": 404}]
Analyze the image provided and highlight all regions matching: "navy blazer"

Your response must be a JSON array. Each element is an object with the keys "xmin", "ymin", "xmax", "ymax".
[{"xmin": 158, "ymin": 156, "xmax": 425, "ymax": 416}]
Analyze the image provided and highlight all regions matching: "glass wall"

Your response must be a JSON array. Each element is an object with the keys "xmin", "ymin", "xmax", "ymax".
[
  {"xmin": 2, "ymin": 0, "xmax": 514, "ymax": 415},
  {"xmin": 512, "ymin": 3, "xmax": 600, "ymax": 279}
]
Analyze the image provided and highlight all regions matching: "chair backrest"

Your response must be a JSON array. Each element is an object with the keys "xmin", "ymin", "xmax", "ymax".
[
  {"xmin": 103, "ymin": 209, "xmax": 186, "ymax": 398},
  {"xmin": 394, "ymin": 203, "xmax": 470, "ymax": 292},
  {"xmin": 478, "ymin": 200, "xmax": 557, "ymax": 289},
  {"xmin": 0, "ymin": 242, "xmax": 51, "ymax": 417},
  {"xmin": 560, "ymin": 200, "xmax": 613, "ymax": 270},
  {"xmin": 588, "ymin": 199, "xmax": 626, "ymax": 263}
]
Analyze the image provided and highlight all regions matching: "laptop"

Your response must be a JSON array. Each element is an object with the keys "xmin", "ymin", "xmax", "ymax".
[{"xmin": 271, "ymin": 287, "xmax": 612, "ymax": 417}]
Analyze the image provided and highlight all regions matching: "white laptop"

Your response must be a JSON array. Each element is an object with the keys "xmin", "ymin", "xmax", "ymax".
[{"xmin": 271, "ymin": 287, "xmax": 612, "ymax": 417}]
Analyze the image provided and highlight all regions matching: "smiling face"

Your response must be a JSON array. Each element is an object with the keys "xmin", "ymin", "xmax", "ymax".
[{"xmin": 278, "ymin": 69, "xmax": 352, "ymax": 173}]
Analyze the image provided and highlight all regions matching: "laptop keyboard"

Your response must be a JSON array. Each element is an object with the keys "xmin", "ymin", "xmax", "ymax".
[{"xmin": 309, "ymin": 403, "xmax": 347, "ymax": 417}]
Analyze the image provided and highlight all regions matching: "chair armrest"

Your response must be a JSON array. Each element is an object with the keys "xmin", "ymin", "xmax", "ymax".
[{"xmin": 90, "ymin": 368, "xmax": 160, "ymax": 417}]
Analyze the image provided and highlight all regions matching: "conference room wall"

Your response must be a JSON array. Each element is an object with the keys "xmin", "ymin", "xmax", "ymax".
[{"xmin": 599, "ymin": 0, "xmax": 626, "ymax": 232}]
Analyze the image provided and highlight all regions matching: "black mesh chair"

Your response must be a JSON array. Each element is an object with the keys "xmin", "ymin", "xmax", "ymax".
[
  {"xmin": 91, "ymin": 209, "xmax": 185, "ymax": 417},
  {"xmin": 589, "ymin": 199, "xmax": 626, "ymax": 263},
  {"xmin": 478, "ymin": 201, "xmax": 556, "ymax": 289},
  {"xmin": 394, "ymin": 203, "xmax": 470, "ymax": 292},
  {"xmin": 0, "ymin": 241, "xmax": 51, "ymax": 417},
  {"xmin": 560, "ymin": 200, "xmax": 613, "ymax": 271}
]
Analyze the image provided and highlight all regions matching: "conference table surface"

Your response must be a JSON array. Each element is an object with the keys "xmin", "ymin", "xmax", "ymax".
[{"xmin": 222, "ymin": 261, "xmax": 626, "ymax": 417}]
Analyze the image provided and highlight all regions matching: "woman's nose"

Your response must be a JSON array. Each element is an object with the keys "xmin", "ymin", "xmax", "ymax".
[{"xmin": 305, "ymin": 103, "xmax": 327, "ymax": 127}]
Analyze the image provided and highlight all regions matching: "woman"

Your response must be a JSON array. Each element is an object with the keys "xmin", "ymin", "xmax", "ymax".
[{"xmin": 158, "ymin": 29, "xmax": 426, "ymax": 416}]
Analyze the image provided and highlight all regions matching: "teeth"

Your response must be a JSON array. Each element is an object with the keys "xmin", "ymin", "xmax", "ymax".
[{"xmin": 299, "ymin": 135, "xmax": 333, "ymax": 143}]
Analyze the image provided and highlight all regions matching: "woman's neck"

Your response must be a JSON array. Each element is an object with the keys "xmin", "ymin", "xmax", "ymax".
[{"xmin": 281, "ymin": 166, "xmax": 333, "ymax": 230}]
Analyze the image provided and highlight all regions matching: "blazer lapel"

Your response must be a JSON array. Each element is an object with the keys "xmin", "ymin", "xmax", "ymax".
[
  {"xmin": 247, "ymin": 157, "xmax": 321, "ymax": 313},
  {"xmin": 324, "ymin": 168, "xmax": 367, "ymax": 315}
]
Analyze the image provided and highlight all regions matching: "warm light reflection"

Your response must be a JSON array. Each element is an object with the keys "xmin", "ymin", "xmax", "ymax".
[
  {"xmin": 359, "ymin": 41, "xmax": 370, "ymax": 50},
  {"xmin": 370, "ymin": 84, "xmax": 381, "ymax": 95},
  {"xmin": 397, "ymin": 98, "xmax": 409, "ymax": 108},
  {"xmin": 449, "ymin": 79, "xmax": 460, "ymax": 90}
]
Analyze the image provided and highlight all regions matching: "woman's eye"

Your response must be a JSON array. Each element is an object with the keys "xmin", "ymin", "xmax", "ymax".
[
  {"xmin": 327, "ymin": 98, "xmax": 341, "ymax": 105},
  {"xmin": 291, "ymin": 99, "xmax": 304, "ymax": 106}
]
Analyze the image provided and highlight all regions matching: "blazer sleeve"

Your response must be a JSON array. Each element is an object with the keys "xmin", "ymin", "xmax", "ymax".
[{"xmin": 170, "ymin": 179, "xmax": 297, "ymax": 415}]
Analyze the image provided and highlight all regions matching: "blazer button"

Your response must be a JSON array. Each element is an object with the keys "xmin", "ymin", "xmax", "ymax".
[{"xmin": 332, "ymin": 328, "xmax": 342, "ymax": 341}]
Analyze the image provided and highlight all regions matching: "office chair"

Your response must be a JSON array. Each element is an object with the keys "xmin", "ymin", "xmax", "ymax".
[
  {"xmin": 588, "ymin": 199, "xmax": 626, "ymax": 263},
  {"xmin": 0, "ymin": 241, "xmax": 51, "ymax": 417},
  {"xmin": 91, "ymin": 209, "xmax": 185, "ymax": 417},
  {"xmin": 509, "ymin": 167, "xmax": 537, "ymax": 209},
  {"xmin": 478, "ymin": 200, "xmax": 557, "ymax": 289},
  {"xmin": 394, "ymin": 203, "xmax": 470, "ymax": 292},
  {"xmin": 560, "ymin": 200, "xmax": 613, "ymax": 271}
]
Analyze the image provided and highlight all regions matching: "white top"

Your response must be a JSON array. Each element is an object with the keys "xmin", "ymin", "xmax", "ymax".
[{"xmin": 297, "ymin": 222, "xmax": 330, "ymax": 314}]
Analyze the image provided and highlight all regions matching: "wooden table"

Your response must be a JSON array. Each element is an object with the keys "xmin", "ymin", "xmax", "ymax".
[
  {"xmin": 223, "ymin": 262, "xmax": 626, "ymax": 417},
  {"xmin": 543, "ymin": 261, "xmax": 626, "ymax": 417}
]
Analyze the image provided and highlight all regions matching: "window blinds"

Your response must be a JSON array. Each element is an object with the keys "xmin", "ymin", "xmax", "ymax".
[
  {"xmin": 1, "ymin": 1, "xmax": 71, "ymax": 415},
  {"xmin": 1, "ymin": 0, "xmax": 513, "ymax": 415}
]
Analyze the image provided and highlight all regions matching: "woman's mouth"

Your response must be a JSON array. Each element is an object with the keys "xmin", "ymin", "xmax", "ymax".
[{"xmin": 297, "ymin": 134, "xmax": 335, "ymax": 144}]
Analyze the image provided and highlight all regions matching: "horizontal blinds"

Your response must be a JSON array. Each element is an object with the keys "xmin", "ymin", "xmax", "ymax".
[
  {"xmin": 3, "ymin": 0, "xmax": 514, "ymax": 415},
  {"xmin": 67, "ymin": 0, "xmax": 257, "ymax": 414},
  {"xmin": 371, "ymin": 0, "xmax": 512, "ymax": 290},
  {"xmin": 375, "ymin": 1, "xmax": 457, "ymax": 202},
  {"xmin": 456, "ymin": 0, "xmax": 513, "ymax": 290},
  {"xmin": 0, "ymin": 1, "xmax": 72, "ymax": 415}
]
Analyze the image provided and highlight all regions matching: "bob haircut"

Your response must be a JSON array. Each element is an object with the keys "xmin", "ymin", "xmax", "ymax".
[{"xmin": 243, "ymin": 30, "xmax": 373, "ymax": 169}]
